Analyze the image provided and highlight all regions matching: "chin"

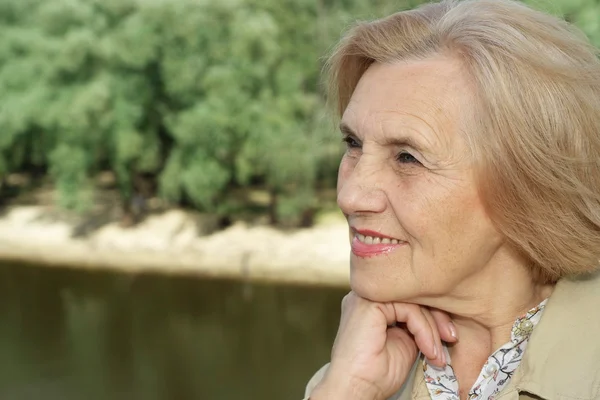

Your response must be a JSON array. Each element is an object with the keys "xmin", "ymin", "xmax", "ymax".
[
  {"xmin": 349, "ymin": 267, "xmax": 410, "ymax": 303},
  {"xmin": 349, "ymin": 256, "xmax": 441, "ymax": 303}
]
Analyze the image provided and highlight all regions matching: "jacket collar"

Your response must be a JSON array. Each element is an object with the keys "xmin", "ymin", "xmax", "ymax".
[{"xmin": 506, "ymin": 271, "xmax": 600, "ymax": 400}]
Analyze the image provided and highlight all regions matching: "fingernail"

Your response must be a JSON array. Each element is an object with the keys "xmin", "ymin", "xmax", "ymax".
[
  {"xmin": 440, "ymin": 345, "xmax": 446, "ymax": 365},
  {"xmin": 433, "ymin": 344, "xmax": 438, "ymax": 359},
  {"xmin": 449, "ymin": 322, "xmax": 458, "ymax": 340}
]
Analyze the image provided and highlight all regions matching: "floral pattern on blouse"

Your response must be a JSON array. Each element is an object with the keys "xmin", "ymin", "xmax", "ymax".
[{"xmin": 423, "ymin": 299, "xmax": 548, "ymax": 400}]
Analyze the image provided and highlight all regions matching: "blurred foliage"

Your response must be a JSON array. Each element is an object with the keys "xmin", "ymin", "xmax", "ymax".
[{"xmin": 0, "ymin": 0, "xmax": 598, "ymax": 225}]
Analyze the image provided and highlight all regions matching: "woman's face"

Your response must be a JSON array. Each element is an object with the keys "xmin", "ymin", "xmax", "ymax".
[{"xmin": 337, "ymin": 57, "xmax": 505, "ymax": 303}]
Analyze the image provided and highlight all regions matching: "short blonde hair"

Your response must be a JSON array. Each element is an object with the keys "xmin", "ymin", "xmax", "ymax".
[{"xmin": 326, "ymin": 0, "xmax": 600, "ymax": 282}]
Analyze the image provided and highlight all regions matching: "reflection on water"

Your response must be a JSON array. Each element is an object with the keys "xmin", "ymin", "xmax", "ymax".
[{"xmin": 0, "ymin": 263, "xmax": 345, "ymax": 400}]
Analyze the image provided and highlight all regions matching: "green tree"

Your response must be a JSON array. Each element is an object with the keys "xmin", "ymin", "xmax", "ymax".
[{"xmin": 1, "ymin": 0, "xmax": 599, "ymax": 227}]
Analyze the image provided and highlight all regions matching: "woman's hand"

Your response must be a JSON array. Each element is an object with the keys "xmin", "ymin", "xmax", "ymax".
[{"xmin": 310, "ymin": 292, "xmax": 457, "ymax": 400}]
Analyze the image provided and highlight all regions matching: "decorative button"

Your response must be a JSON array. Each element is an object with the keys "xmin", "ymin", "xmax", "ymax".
[
  {"xmin": 485, "ymin": 363, "xmax": 498, "ymax": 375},
  {"xmin": 519, "ymin": 319, "xmax": 534, "ymax": 333}
]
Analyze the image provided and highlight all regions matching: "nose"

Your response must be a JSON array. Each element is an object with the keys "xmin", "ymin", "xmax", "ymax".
[{"xmin": 337, "ymin": 158, "xmax": 387, "ymax": 216}]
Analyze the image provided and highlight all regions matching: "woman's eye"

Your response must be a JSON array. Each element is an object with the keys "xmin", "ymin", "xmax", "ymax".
[
  {"xmin": 396, "ymin": 151, "xmax": 420, "ymax": 165},
  {"xmin": 342, "ymin": 136, "xmax": 361, "ymax": 149}
]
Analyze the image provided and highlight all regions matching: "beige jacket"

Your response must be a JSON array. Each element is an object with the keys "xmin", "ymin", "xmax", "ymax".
[{"xmin": 304, "ymin": 272, "xmax": 600, "ymax": 400}]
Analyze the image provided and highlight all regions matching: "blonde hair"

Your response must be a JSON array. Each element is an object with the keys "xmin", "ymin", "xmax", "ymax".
[{"xmin": 326, "ymin": 0, "xmax": 600, "ymax": 282}]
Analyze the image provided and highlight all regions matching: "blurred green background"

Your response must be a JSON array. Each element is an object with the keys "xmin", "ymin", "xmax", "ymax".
[{"xmin": 0, "ymin": 0, "xmax": 598, "ymax": 399}]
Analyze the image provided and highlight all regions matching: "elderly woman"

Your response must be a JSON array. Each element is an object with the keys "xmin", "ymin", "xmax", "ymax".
[{"xmin": 303, "ymin": 0, "xmax": 600, "ymax": 399}]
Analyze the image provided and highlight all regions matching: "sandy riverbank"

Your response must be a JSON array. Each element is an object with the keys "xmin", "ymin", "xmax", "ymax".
[{"xmin": 0, "ymin": 206, "xmax": 351, "ymax": 287}]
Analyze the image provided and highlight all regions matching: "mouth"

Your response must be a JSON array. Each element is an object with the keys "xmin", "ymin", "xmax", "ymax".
[{"xmin": 350, "ymin": 228, "xmax": 406, "ymax": 258}]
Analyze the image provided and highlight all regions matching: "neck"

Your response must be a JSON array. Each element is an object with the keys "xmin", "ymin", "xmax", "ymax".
[
  {"xmin": 447, "ymin": 275, "xmax": 553, "ymax": 352},
  {"xmin": 423, "ymin": 247, "xmax": 554, "ymax": 348},
  {"xmin": 416, "ymin": 248, "xmax": 555, "ymax": 395},
  {"xmin": 443, "ymin": 278, "xmax": 552, "ymax": 396}
]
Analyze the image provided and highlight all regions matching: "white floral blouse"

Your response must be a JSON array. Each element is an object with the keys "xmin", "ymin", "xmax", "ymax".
[{"xmin": 423, "ymin": 299, "xmax": 548, "ymax": 400}]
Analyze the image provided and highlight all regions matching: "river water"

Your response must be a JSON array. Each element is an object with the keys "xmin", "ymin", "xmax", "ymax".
[{"xmin": 0, "ymin": 263, "xmax": 346, "ymax": 400}]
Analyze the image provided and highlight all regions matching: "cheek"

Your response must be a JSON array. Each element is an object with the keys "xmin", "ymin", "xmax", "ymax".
[
  {"xmin": 389, "ymin": 176, "xmax": 438, "ymax": 233},
  {"xmin": 417, "ymin": 181, "xmax": 500, "ymax": 269},
  {"xmin": 436, "ymin": 183, "xmax": 492, "ymax": 238},
  {"xmin": 394, "ymin": 175, "xmax": 490, "ymax": 246}
]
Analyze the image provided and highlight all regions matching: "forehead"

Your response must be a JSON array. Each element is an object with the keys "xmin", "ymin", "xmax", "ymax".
[{"xmin": 342, "ymin": 57, "xmax": 473, "ymax": 151}]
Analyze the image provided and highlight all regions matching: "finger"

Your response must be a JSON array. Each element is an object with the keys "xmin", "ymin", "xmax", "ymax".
[
  {"xmin": 384, "ymin": 303, "xmax": 437, "ymax": 362},
  {"xmin": 430, "ymin": 308, "xmax": 458, "ymax": 343},
  {"xmin": 386, "ymin": 325, "xmax": 419, "ymax": 361},
  {"xmin": 421, "ymin": 308, "xmax": 446, "ymax": 368}
]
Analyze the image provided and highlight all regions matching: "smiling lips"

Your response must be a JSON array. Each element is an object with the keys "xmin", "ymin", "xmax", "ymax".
[{"xmin": 351, "ymin": 229, "xmax": 406, "ymax": 257}]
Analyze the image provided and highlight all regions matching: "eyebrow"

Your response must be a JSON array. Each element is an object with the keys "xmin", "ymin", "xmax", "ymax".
[
  {"xmin": 339, "ymin": 122, "xmax": 427, "ymax": 153},
  {"xmin": 339, "ymin": 122, "xmax": 355, "ymax": 138}
]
